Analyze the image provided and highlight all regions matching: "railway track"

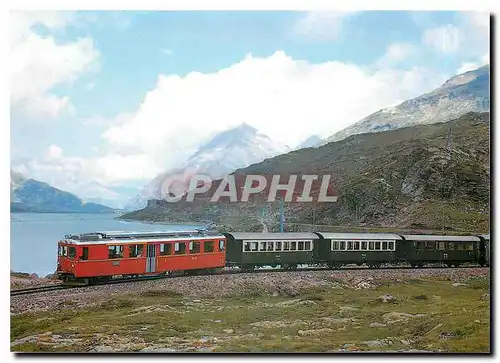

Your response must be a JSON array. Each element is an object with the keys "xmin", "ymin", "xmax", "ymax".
[{"xmin": 10, "ymin": 263, "xmax": 488, "ymax": 297}]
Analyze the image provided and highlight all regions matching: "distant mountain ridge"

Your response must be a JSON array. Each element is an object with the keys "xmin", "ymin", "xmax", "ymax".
[
  {"xmin": 10, "ymin": 170, "xmax": 114, "ymax": 213},
  {"xmin": 323, "ymin": 65, "xmax": 490, "ymax": 144},
  {"xmin": 126, "ymin": 123, "xmax": 291, "ymax": 210}
]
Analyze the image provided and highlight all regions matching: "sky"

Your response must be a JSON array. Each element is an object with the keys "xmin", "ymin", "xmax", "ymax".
[{"xmin": 10, "ymin": 10, "xmax": 490, "ymax": 206}]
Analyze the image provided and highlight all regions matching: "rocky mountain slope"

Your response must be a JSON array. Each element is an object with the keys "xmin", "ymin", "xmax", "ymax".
[
  {"xmin": 122, "ymin": 112, "xmax": 490, "ymax": 233},
  {"xmin": 323, "ymin": 65, "xmax": 490, "ymax": 144},
  {"xmin": 10, "ymin": 170, "xmax": 114, "ymax": 213},
  {"xmin": 126, "ymin": 123, "xmax": 290, "ymax": 210}
]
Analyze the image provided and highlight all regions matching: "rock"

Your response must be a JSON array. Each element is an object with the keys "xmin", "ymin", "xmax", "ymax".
[
  {"xmin": 297, "ymin": 328, "xmax": 334, "ymax": 337},
  {"xmin": 91, "ymin": 345, "xmax": 115, "ymax": 352},
  {"xmin": 223, "ymin": 329, "xmax": 234, "ymax": 334},
  {"xmin": 439, "ymin": 332, "xmax": 456, "ymax": 340},
  {"xmin": 378, "ymin": 294, "xmax": 397, "ymax": 303},
  {"xmin": 369, "ymin": 322, "xmax": 387, "ymax": 328},
  {"xmin": 480, "ymin": 293, "xmax": 489, "ymax": 301},
  {"xmin": 140, "ymin": 347, "xmax": 177, "ymax": 353},
  {"xmin": 452, "ymin": 283, "xmax": 468, "ymax": 287},
  {"xmin": 382, "ymin": 312, "xmax": 425, "ymax": 323},
  {"xmin": 413, "ymin": 295, "xmax": 428, "ymax": 300},
  {"xmin": 192, "ymin": 299, "xmax": 201, "ymax": 303},
  {"xmin": 431, "ymin": 295, "xmax": 441, "ymax": 300},
  {"xmin": 427, "ymin": 323, "xmax": 443, "ymax": 333},
  {"xmin": 214, "ymin": 320, "xmax": 222, "ymax": 323},
  {"xmin": 400, "ymin": 339, "xmax": 411, "ymax": 346},
  {"xmin": 362, "ymin": 339, "xmax": 392, "ymax": 347},
  {"xmin": 475, "ymin": 320, "xmax": 480, "ymax": 323}
]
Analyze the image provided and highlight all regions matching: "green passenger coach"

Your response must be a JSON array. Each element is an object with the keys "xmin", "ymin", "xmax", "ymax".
[{"xmin": 224, "ymin": 232, "xmax": 320, "ymax": 271}]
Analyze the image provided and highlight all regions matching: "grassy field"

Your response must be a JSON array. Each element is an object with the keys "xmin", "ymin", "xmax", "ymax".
[{"xmin": 11, "ymin": 275, "xmax": 490, "ymax": 353}]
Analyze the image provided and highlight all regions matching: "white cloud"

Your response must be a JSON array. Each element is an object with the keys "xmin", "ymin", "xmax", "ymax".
[
  {"xmin": 374, "ymin": 42, "xmax": 416, "ymax": 68},
  {"xmin": 160, "ymin": 48, "xmax": 173, "ymax": 56},
  {"xmin": 293, "ymin": 11, "xmax": 356, "ymax": 41},
  {"xmin": 10, "ymin": 11, "xmax": 99, "ymax": 121},
  {"xmin": 88, "ymin": 50, "xmax": 444, "ymax": 184},
  {"xmin": 422, "ymin": 24, "xmax": 460, "ymax": 54},
  {"xmin": 46, "ymin": 145, "xmax": 63, "ymax": 160}
]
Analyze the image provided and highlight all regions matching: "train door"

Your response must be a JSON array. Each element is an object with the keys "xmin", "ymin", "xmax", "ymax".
[{"xmin": 146, "ymin": 244, "xmax": 157, "ymax": 273}]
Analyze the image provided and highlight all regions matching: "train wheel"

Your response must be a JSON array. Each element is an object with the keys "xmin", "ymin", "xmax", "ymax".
[
  {"xmin": 453, "ymin": 262, "xmax": 460, "ymax": 268},
  {"xmin": 410, "ymin": 263, "xmax": 417, "ymax": 268}
]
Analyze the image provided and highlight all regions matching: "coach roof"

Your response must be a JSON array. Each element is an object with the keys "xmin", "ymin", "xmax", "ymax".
[
  {"xmin": 224, "ymin": 232, "xmax": 319, "ymax": 240},
  {"xmin": 315, "ymin": 232, "xmax": 403, "ymax": 240},
  {"xmin": 402, "ymin": 235, "xmax": 480, "ymax": 242}
]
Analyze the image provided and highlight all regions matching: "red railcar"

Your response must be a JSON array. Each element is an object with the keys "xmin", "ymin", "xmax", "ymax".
[{"xmin": 56, "ymin": 230, "xmax": 226, "ymax": 284}]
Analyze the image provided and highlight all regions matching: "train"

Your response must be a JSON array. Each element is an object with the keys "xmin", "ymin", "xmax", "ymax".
[{"xmin": 56, "ymin": 229, "xmax": 490, "ymax": 285}]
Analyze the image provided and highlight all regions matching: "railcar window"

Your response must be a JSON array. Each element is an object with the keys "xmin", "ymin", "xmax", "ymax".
[
  {"xmin": 290, "ymin": 241, "xmax": 297, "ymax": 251},
  {"xmin": 58, "ymin": 246, "xmax": 63, "ymax": 256},
  {"xmin": 205, "ymin": 241, "xmax": 215, "ymax": 253},
  {"xmin": 160, "ymin": 243, "xmax": 172, "ymax": 255},
  {"xmin": 275, "ymin": 241, "xmax": 282, "ymax": 251},
  {"xmin": 298, "ymin": 241, "xmax": 305, "ymax": 250},
  {"xmin": 381, "ymin": 242, "xmax": 387, "ymax": 250},
  {"xmin": 174, "ymin": 242, "xmax": 186, "ymax": 255},
  {"xmin": 251, "ymin": 242, "xmax": 259, "ymax": 251},
  {"xmin": 63, "ymin": 246, "xmax": 68, "ymax": 256},
  {"xmin": 340, "ymin": 241, "xmax": 346, "ymax": 250},
  {"xmin": 369, "ymin": 241, "xmax": 374, "ymax": 250},
  {"xmin": 129, "ymin": 244, "xmax": 144, "ymax": 258},
  {"xmin": 438, "ymin": 242, "xmax": 446, "ymax": 250},
  {"xmin": 374, "ymin": 242, "xmax": 380, "ymax": 250},
  {"xmin": 244, "ymin": 242, "xmax": 251, "ymax": 252},
  {"xmin": 259, "ymin": 242, "xmax": 267, "ymax": 252},
  {"xmin": 361, "ymin": 242, "xmax": 367, "ymax": 250},
  {"xmin": 354, "ymin": 241, "xmax": 360, "ymax": 250},
  {"xmin": 219, "ymin": 240, "xmax": 225, "ymax": 251},
  {"xmin": 425, "ymin": 241, "xmax": 435, "ymax": 250},
  {"xmin": 388, "ymin": 242, "xmax": 394, "ymax": 251},
  {"xmin": 81, "ymin": 247, "xmax": 88, "ymax": 260},
  {"xmin": 448, "ymin": 242, "xmax": 455, "ymax": 250},
  {"xmin": 457, "ymin": 243, "xmax": 464, "ymax": 251},
  {"xmin": 332, "ymin": 241, "xmax": 339, "ymax": 250},
  {"xmin": 283, "ymin": 241, "xmax": 290, "ymax": 251},
  {"xmin": 466, "ymin": 243, "xmax": 474, "ymax": 251},
  {"xmin": 267, "ymin": 242, "xmax": 274, "ymax": 251},
  {"xmin": 190, "ymin": 241, "xmax": 201, "ymax": 254},
  {"xmin": 305, "ymin": 241, "xmax": 311, "ymax": 250},
  {"xmin": 68, "ymin": 246, "xmax": 76, "ymax": 258},
  {"xmin": 108, "ymin": 245, "xmax": 123, "ymax": 259},
  {"xmin": 347, "ymin": 241, "xmax": 353, "ymax": 250}
]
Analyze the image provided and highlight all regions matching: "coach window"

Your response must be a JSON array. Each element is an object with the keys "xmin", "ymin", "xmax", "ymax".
[
  {"xmin": 219, "ymin": 240, "xmax": 225, "ymax": 251},
  {"xmin": 275, "ymin": 241, "xmax": 282, "ymax": 251},
  {"xmin": 381, "ymin": 242, "xmax": 388, "ymax": 250},
  {"xmin": 426, "ymin": 241, "xmax": 436, "ymax": 250},
  {"xmin": 438, "ymin": 242, "xmax": 446, "ymax": 250},
  {"xmin": 466, "ymin": 242, "xmax": 474, "ymax": 251},
  {"xmin": 175, "ymin": 242, "xmax": 186, "ymax": 255},
  {"xmin": 63, "ymin": 246, "xmax": 68, "ymax": 256},
  {"xmin": 190, "ymin": 241, "xmax": 201, "ymax": 254},
  {"xmin": 375, "ymin": 242, "xmax": 381, "ymax": 250},
  {"xmin": 361, "ymin": 242, "xmax": 367, "ymax": 250},
  {"xmin": 290, "ymin": 241, "xmax": 297, "ymax": 251},
  {"xmin": 160, "ymin": 243, "xmax": 172, "ymax": 255},
  {"xmin": 332, "ymin": 241, "xmax": 338, "ymax": 250},
  {"xmin": 129, "ymin": 244, "xmax": 144, "ymax": 258},
  {"xmin": 447, "ymin": 242, "xmax": 455, "ymax": 250},
  {"xmin": 368, "ymin": 241, "xmax": 374, "ymax": 250},
  {"xmin": 353, "ymin": 241, "xmax": 360, "ymax": 250},
  {"xmin": 267, "ymin": 242, "xmax": 274, "ymax": 251},
  {"xmin": 305, "ymin": 241, "xmax": 311, "ymax": 251},
  {"xmin": 68, "ymin": 246, "xmax": 76, "ymax": 258},
  {"xmin": 339, "ymin": 241, "xmax": 346, "ymax": 250},
  {"xmin": 108, "ymin": 245, "xmax": 123, "ymax": 259},
  {"xmin": 244, "ymin": 242, "xmax": 251, "ymax": 252},
  {"xmin": 283, "ymin": 241, "xmax": 290, "ymax": 251},
  {"xmin": 346, "ymin": 241, "xmax": 352, "ymax": 251},
  {"xmin": 205, "ymin": 241, "xmax": 215, "ymax": 253},
  {"xmin": 259, "ymin": 242, "xmax": 267, "ymax": 252},
  {"xmin": 298, "ymin": 241, "xmax": 305, "ymax": 251},
  {"xmin": 251, "ymin": 242, "xmax": 259, "ymax": 251},
  {"xmin": 388, "ymin": 242, "xmax": 394, "ymax": 251}
]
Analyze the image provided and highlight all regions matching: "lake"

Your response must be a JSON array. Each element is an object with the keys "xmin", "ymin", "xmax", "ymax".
[{"xmin": 10, "ymin": 213, "xmax": 203, "ymax": 276}]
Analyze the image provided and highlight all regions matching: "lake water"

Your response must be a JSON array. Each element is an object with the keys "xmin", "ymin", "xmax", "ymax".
[{"xmin": 10, "ymin": 213, "xmax": 203, "ymax": 276}]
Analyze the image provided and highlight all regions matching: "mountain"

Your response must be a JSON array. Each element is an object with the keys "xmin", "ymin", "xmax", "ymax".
[
  {"xmin": 296, "ymin": 135, "xmax": 322, "ymax": 149},
  {"xmin": 122, "ymin": 112, "xmax": 490, "ymax": 233},
  {"xmin": 10, "ymin": 171, "xmax": 114, "ymax": 213},
  {"xmin": 126, "ymin": 123, "xmax": 291, "ymax": 210},
  {"xmin": 323, "ymin": 65, "xmax": 490, "ymax": 144}
]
